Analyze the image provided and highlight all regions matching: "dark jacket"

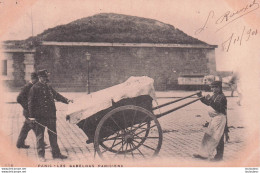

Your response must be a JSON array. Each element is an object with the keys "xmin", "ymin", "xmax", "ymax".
[
  {"xmin": 28, "ymin": 81, "xmax": 69, "ymax": 120},
  {"xmin": 17, "ymin": 82, "xmax": 34, "ymax": 118},
  {"xmin": 200, "ymin": 93, "xmax": 227, "ymax": 115}
]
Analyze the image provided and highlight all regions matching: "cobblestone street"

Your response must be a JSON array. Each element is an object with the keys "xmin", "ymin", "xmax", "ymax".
[{"xmin": 1, "ymin": 91, "xmax": 247, "ymax": 166}]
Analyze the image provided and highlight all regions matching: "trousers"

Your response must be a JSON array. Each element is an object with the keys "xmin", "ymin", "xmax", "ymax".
[
  {"xmin": 16, "ymin": 118, "xmax": 36, "ymax": 146},
  {"xmin": 35, "ymin": 118, "xmax": 61, "ymax": 158},
  {"xmin": 214, "ymin": 134, "xmax": 224, "ymax": 160}
]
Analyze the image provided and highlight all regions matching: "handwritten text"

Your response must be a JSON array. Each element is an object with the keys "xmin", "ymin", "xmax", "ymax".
[
  {"xmin": 195, "ymin": 0, "xmax": 259, "ymax": 34},
  {"xmin": 221, "ymin": 26, "xmax": 258, "ymax": 52}
]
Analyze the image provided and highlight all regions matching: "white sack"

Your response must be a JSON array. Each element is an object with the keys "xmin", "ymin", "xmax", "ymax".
[{"xmin": 66, "ymin": 76, "xmax": 156, "ymax": 124}]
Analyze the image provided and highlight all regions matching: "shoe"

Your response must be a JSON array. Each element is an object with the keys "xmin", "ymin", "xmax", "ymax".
[
  {"xmin": 225, "ymin": 135, "xmax": 230, "ymax": 143},
  {"xmin": 210, "ymin": 158, "xmax": 223, "ymax": 162},
  {"xmin": 17, "ymin": 144, "xmax": 30, "ymax": 149},
  {"xmin": 53, "ymin": 154, "xmax": 68, "ymax": 159},
  {"xmin": 39, "ymin": 157, "xmax": 46, "ymax": 162},
  {"xmin": 193, "ymin": 154, "xmax": 208, "ymax": 160},
  {"xmin": 86, "ymin": 139, "xmax": 93, "ymax": 144}
]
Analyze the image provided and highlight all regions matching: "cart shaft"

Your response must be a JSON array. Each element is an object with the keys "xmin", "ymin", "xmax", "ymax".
[
  {"xmin": 152, "ymin": 92, "xmax": 200, "ymax": 110},
  {"xmin": 156, "ymin": 98, "xmax": 201, "ymax": 119}
]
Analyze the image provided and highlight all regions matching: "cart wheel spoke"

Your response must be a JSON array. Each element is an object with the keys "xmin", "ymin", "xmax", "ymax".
[
  {"xmin": 132, "ymin": 142, "xmax": 145, "ymax": 158},
  {"xmin": 131, "ymin": 122, "xmax": 149, "ymax": 131},
  {"xmin": 129, "ymin": 143, "xmax": 135, "ymax": 158},
  {"xmin": 133, "ymin": 139, "xmax": 156, "ymax": 151},
  {"xmin": 134, "ymin": 124, "xmax": 157, "ymax": 136},
  {"xmin": 101, "ymin": 140, "xmax": 122, "ymax": 154},
  {"xmin": 100, "ymin": 129, "xmax": 121, "ymax": 143},
  {"xmin": 123, "ymin": 110, "xmax": 127, "ymax": 130},
  {"xmin": 124, "ymin": 143, "xmax": 129, "ymax": 158},
  {"xmin": 130, "ymin": 122, "xmax": 150, "ymax": 136},
  {"xmin": 101, "ymin": 132, "xmax": 121, "ymax": 153},
  {"xmin": 111, "ymin": 131, "xmax": 119, "ymax": 146},
  {"xmin": 113, "ymin": 142, "xmax": 126, "ymax": 158},
  {"xmin": 101, "ymin": 136, "xmax": 123, "ymax": 142},
  {"xmin": 109, "ymin": 116, "xmax": 124, "ymax": 131},
  {"xmin": 130, "ymin": 109, "xmax": 137, "ymax": 131},
  {"xmin": 110, "ymin": 137, "xmax": 120, "ymax": 148},
  {"xmin": 134, "ymin": 116, "xmax": 149, "ymax": 129}
]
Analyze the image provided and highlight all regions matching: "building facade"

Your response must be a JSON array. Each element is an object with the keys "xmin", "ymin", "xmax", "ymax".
[
  {"xmin": 2, "ymin": 41, "xmax": 217, "ymax": 91},
  {"xmin": 1, "ymin": 46, "xmax": 35, "ymax": 90}
]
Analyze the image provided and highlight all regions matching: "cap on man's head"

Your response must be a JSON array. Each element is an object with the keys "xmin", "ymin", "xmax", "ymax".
[
  {"xmin": 31, "ymin": 72, "xmax": 38, "ymax": 79},
  {"xmin": 37, "ymin": 69, "xmax": 50, "ymax": 77},
  {"xmin": 210, "ymin": 81, "xmax": 222, "ymax": 87}
]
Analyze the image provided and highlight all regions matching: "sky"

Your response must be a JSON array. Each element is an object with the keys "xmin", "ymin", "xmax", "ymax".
[{"xmin": 0, "ymin": 0, "xmax": 260, "ymax": 72}]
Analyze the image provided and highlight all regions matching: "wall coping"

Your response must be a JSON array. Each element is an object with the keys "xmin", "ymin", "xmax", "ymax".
[
  {"xmin": 41, "ymin": 41, "xmax": 218, "ymax": 49},
  {"xmin": 2, "ymin": 49, "xmax": 36, "ymax": 53}
]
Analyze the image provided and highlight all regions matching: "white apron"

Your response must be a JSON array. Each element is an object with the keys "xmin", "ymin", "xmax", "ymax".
[{"xmin": 198, "ymin": 110, "xmax": 227, "ymax": 159}]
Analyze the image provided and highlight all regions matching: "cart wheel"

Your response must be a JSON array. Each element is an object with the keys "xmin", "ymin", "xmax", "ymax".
[
  {"xmin": 99, "ymin": 120, "xmax": 151, "ymax": 153},
  {"xmin": 94, "ymin": 105, "xmax": 163, "ymax": 160}
]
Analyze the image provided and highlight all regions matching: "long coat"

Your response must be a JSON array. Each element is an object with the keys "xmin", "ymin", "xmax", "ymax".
[
  {"xmin": 28, "ymin": 81, "xmax": 69, "ymax": 120},
  {"xmin": 17, "ymin": 82, "xmax": 34, "ymax": 118}
]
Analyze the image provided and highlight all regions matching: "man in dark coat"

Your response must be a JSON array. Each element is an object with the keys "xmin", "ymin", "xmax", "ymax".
[
  {"xmin": 16, "ymin": 72, "xmax": 38, "ymax": 148},
  {"xmin": 28, "ymin": 69, "xmax": 73, "ymax": 162}
]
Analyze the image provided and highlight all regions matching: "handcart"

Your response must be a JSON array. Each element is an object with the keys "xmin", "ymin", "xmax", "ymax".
[{"xmin": 66, "ymin": 77, "xmax": 201, "ymax": 160}]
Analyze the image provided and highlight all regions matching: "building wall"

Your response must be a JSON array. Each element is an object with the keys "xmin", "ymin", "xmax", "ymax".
[
  {"xmin": 13, "ymin": 53, "xmax": 26, "ymax": 86},
  {"xmin": 206, "ymin": 49, "xmax": 217, "ymax": 75},
  {"xmin": 3, "ymin": 52, "xmax": 25, "ymax": 88},
  {"xmin": 33, "ymin": 45, "xmax": 214, "ymax": 92}
]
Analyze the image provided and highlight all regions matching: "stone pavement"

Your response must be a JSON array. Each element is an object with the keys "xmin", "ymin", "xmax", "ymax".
[{"xmin": 1, "ymin": 90, "xmax": 246, "ymax": 165}]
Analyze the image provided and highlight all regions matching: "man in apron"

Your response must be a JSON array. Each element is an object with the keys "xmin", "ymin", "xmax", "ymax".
[{"xmin": 193, "ymin": 81, "xmax": 229, "ymax": 161}]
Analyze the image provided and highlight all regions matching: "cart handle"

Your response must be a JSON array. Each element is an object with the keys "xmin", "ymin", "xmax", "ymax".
[
  {"xmin": 156, "ymin": 97, "xmax": 201, "ymax": 119},
  {"xmin": 152, "ymin": 92, "xmax": 201, "ymax": 111}
]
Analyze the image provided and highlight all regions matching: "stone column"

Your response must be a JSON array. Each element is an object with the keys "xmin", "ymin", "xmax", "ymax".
[
  {"xmin": 24, "ymin": 53, "xmax": 35, "ymax": 81},
  {"xmin": 4, "ymin": 53, "xmax": 14, "ymax": 80},
  {"xmin": 53, "ymin": 46, "xmax": 60, "ymax": 58},
  {"xmin": 53, "ymin": 46, "xmax": 61, "ymax": 67}
]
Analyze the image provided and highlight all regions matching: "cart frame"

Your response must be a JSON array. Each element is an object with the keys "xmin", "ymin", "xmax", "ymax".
[{"xmin": 84, "ymin": 91, "xmax": 202, "ymax": 160}]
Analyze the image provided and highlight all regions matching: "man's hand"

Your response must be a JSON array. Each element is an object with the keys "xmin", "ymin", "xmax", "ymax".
[
  {"xmin": 197, "ymin": 91, "xmax": 202, "ymax": 97},
  {"xmin": 28, "ymin": 118, "xmax": 36, "ymax": 123},
  {"xmin": 68, "ymin": 99, "xmax": 74, "ymax": 103},
  {"xmin": 205, "ymin": 94, "xmax": 211, "ymax": 100}
]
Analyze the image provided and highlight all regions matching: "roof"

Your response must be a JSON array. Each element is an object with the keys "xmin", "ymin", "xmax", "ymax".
[{"xmin": 4, "ymin": 13, "xmax": 215, "ymax": 49}]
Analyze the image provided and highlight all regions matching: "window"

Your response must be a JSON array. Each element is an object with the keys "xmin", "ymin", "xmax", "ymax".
[{"xmin": 2, "ymin": 60, "xmax": 7, "ymax": 76}]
